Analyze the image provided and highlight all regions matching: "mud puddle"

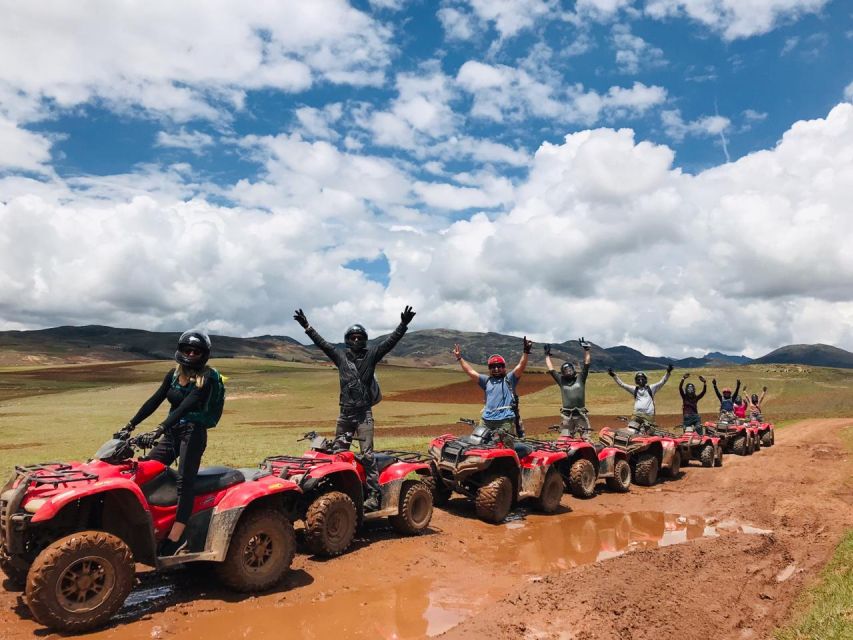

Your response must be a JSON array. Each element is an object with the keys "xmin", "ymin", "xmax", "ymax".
[{"xmin": 90, "ymin": 510, "xmax": 731, "ymax": 640}]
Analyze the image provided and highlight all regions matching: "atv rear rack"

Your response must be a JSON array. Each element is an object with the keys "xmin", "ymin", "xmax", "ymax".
[
  {"xmin": 374, "ymin": 450, "xmax": 430, "ymax": 463},
  {"xmin": 260, "ymin": 455, "xmax": 334, "ymax": 471},
  {"xmin": 13, "ymin": 463, "xmax": 98, "ymax": 487}
]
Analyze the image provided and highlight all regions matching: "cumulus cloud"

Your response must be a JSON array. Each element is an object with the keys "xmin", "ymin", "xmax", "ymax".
[
  {"xmin": 456, "ymin": 61, "xmax": 666, "ymax": 124},
  {"xmin": 661, "ymin": 109, "xmax": 730, "ymax": 141},
  {"xmin": 644, "ymin": 0, "xmax": 829, "ymax": 40},
  {"xmin": 0, "ymin": 118, "xmax": 54, "ymax": 172},
  {"xmin": 155, "ymin": 129, "xmax": 216, "ymax": 154},
  {"xmin": 845, "ymin": 81, "xmax": 853, "ymax": 102},
  {"xmin": 464, "ymin": 0, "xmax": 557, "ymax": 39},
  {"xmin": 0, "ymin": 1, "xmax": 392, "ymax": 123},
  {"xmin": 611, "ymin": 24, "xmax": 667, "ymax": 74},
  {"xmin": 2, "ymin": 99, "xmax": 852, "ymax": 355}
]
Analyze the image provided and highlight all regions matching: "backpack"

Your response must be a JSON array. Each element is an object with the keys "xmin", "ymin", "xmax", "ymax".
[{"xmin": 174, "ymin": 368, "xmax": 226, "ymax": 428}]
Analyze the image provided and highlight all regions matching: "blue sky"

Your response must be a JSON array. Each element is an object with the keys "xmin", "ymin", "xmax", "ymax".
[{"xmin": 0, "ymin": 1, "xmax": 852, "ymax": 357}]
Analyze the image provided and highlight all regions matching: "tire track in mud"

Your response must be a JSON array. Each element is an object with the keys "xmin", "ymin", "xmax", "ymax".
[{"xmin": 1, "ymin": 419, "xmax": 850, "ymax": 640}]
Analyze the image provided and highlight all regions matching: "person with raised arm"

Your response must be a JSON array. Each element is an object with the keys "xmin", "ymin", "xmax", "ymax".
[
  {"xmin": 454, "ymin": 336, "xmax": 533, "ymax": 436},
  {"xmin": 679, "ymin": 373, "xmax": 707, "ymax": 434},
  {"xmin": 607, "ymin": 365, "xmax": 673, "ymax": 431},
  {"xmin": 545, "ymin": 338, "xmax": 593, "ymax": 438}
]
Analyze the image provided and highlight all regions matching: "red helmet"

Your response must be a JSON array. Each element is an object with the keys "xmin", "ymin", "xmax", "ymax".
[{"xmin": 487, "ymin": 354, "xmax": 506, "ymax": 367}]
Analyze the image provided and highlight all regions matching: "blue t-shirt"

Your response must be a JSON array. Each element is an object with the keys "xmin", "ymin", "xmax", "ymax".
[{"xmin": 478, "ymin": 372, "xmax": 518, "ymax": 420}]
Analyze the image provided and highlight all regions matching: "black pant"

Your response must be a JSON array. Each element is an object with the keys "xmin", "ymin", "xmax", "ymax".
[
  {"xmin": 147, "ymin": 423, "xmax": 208, "ymax": 524},
  {"xmin": 336, "ymin": 409, "xmax": 380, "ymax": 499}
]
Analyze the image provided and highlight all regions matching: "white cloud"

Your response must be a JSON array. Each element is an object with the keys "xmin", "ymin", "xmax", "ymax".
[
  {"xmin": 456, "ymin": 61, "xmax": 666, "ymax": 124},
  {"xmin": 0, "ymin": 1, "xmax": 392, "ymax": 123},
  {"xmin": 644, "ymin": 0, "xmax": 829, "ymax": 40},
  {"xmin": 844, "ymin": 81, "xmax": 853, "ymax": 102},
  {"xmin": 155, "ymin": 129, "xmax": 216, "ymax": 154},
  {"xmin": 611, "ymin": 24, "xmax": 666, "ymax": 74},
  {"xmin": 295, "ymin": 104, "xmax": 344, "ymax": 140},
  {"xmin": 438, "ymin": 6, "xmax": 478, "ymax": 41},
  {"xmin": 0, "ymin": 118, "xmax": 53, "ymax": 172},
  {"xmin": 465, "ymin": 0, "xmax": 557, "ymax": 38},
  {"xmin": 662, "ymin": 109, "xmax": 730, "ymax": 141}
]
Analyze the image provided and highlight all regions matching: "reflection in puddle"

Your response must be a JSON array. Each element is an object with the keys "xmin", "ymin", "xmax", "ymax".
[{"xmin": 158, "ymin": 511, "xmax": 721, "ymax": 640}]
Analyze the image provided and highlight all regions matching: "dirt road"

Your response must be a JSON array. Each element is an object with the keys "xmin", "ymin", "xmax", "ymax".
[{"xmin": 1, "ymin": 418, "xmax": 850, "ymax": 639}]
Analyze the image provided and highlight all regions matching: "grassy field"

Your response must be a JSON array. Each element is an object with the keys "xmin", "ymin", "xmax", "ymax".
[{"xmin": 2, "ymin": 358, "xmax": 853, "ymax": 471}]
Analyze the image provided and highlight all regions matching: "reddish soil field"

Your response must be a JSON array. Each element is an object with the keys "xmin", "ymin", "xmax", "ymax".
[{"xmin": 1, "ymin": 418, "xmax": 851, "ymax": 640}]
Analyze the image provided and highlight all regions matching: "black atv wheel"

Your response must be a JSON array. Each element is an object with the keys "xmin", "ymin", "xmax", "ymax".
[
  {"xmin": 215, "ymin": 508, "xmax": 295, "ymax": 592},
  {"xmin": 535, "ymin": 468, "xmax": 565, "ymax": 512},
  {"xmin": 25, "ymin": 531, "xmax": 134, "ymax": 632},
  {"xmin": 0, "ymin": 550, "xmax": 28, "ymax": 589},
  {"xmin": 714, "ymin": 446, "xmax": 723, "ymax": 467},
  {"xmin": 390, "ymin": 481, "xmax": 434, "ymax": 535},
  {"xmin": 605, "ymin": 459, "xmax": 631, "ymax": 493},
  {"xmin": 700, "ymin": 444, "xmax": 715, "ymax": 468},
  {"xmin": 567, "ymin": 458, "xmax": 596, "ymax": 499},
  {"xmin": 663, "ymin": 450, "xmax": 681, "ymax": 478},
  {"xmin": 632, "ymin": 453, "xmax": 659, "ymax": 486},
  {"xmin": 761, "ymin": 431, "xmax": 773, "ymax": 447},
  {"xmin": 423, "ymin": 474, "xmax": 452, "ymax": 507},
  {"xmin": 304, "ymin": 491, "xmax": 357, "ymax": 557},
  {"xmin": 475, "ymin": 475, "xmax": 513, "ymax": 523},
  {"xmin": 732, "ymin": 435, "xmax": 747, "ymax": 456}
]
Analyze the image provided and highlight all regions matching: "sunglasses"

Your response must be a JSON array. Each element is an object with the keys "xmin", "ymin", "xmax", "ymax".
[
  {"xmin": 180, "ymin": 346, "xmax": 202, "ymax": 356},
  {"xmin": 488, "ymin": 364, "xmax": 506, "ymax": 370}
]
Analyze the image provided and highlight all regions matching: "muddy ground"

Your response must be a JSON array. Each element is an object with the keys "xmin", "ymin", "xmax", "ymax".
[{"xmin": 1, "ymin": 418, "xmax": 851, "ymax": 639}]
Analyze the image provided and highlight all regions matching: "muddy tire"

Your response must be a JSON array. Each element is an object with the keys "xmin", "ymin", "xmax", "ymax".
[
  {"xmin": 475, "ymin": 475, "xmax": 514, "ymax": 523},
  {"xmin": 700, "ymin": 444, "xmax": 715, "ymax": 468},
  {"xmin": 423, "ymin": 474, "xmax": 452, "ymax": 507},
  {"xmin": 0, "ymin": 551, "xmax": 28, "ymax": 589},
  {"xmin": 732, "ymin": 435, "xmax": 747, "ymax": 456},
  {"xmin": 632, "ymin": 453, "xmax": 659, "ymax": 486},
  {"xmin": 761, "ymin": 431, "xmax": 773, "ymax": 447},
  {"xmin": 390, "ymin": 481, "xmax": 434, "ymax": 535},
  {"xmin": 605, "ymin": 459, "xmax": 631, "ymax": 493},
  {"xmin": 567, "ymin": 458, "xmax": 596, "ymax": 499},
  {"xmin": 663, "ymin": 450, "xmax": 681, "ymax": 478},
  {"xmin": 25, "ymin": 531, "xmax": 134, "ymax": 632},
  {"xmin": 215, "ymin": 508, "xmax": 295, "ymax": 592},
  {"xmin": 535, "ymin": 468, "xmax": 565, "ymax": 512},
  {"xmin": 304, "ymin": 491, "xmax": 357, "ymax": 557},
  {"xmin": 714, "ymin": 447, "xmax": 723, "ymax": 467}
]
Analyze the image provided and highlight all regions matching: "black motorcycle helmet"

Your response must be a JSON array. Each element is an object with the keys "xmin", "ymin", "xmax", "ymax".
[
  {"xmin": 751, "ymin": 393, "xmax": 759, "ymax": 404},
  {"xmin": 175, "ymin": 330, "xmax": 211, "ymax": 369},
  {"xmin": 634, "ymin": 371, "xmax": 648, "ymax": 387},
  {"xmin": 685, "ymin": 382, "xmax": 696, "ymax": 396},
  {"xmin": 344, "ymin": 324, "xmax": 368, "ymax": 351},
  {"xmin": 560, "ymin": 362, "xmax": 577, "ymax": 382}
]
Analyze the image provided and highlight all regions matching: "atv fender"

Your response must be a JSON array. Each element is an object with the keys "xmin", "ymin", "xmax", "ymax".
[
  {"xmin": 597, "ymin": 448, "xmax": 628, "ymax": 478},
  {"xmin": 30, "ymin": 478, "xmax": 148, "ymax": 524},
  {"xmin": 204, "ymin": 477, "xmax": 300, "ymax": 562},
  {"xmin": 300, "ymin": 467, "xmax": 362, "ymax": 507},
  {"xmin": 660, "ymin": 441, "xmax": 679, "ymax": 469},
  {"xmin": 378, "ymin": 462, "xmax": 431, "ymax": 485}
]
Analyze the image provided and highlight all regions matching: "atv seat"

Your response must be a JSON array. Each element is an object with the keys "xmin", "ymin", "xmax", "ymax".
[
  {"xmin": 142, "ymin": 467, "xmax": 245, "ymax": 507},
  {"xmin": 513, "ymin": 442, "xmax": 534, "ymax": 460},
  {"xmin": 372, "ymin": 453, "xmax": 397, "ymax": 474}
]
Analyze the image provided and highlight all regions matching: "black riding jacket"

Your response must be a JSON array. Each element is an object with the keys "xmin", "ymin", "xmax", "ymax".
[
  {"xmin": 128, "ymin": 370, "xmax": 212, "ymax": 430},
  {"xmin": 306, "ymin": 323, "xmax": 408, "ymax": 413}
]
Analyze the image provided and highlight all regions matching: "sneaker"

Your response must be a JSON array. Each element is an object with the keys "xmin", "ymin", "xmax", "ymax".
[
  {"xmin": 363, "ymin": 495, "xmax": 381, "ymax": 512},
  {"xmin": 158, "ymin": 537, "xmax": 189, "ymax": 557}
]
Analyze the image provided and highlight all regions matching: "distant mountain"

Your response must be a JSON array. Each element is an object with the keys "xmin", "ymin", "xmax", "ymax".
[
  {"xmin": 1, "ymin": 326, "xmax": 850, "ymax": 370},
  {"xmin": 754, "ymin": 344, "xmax": 853, "ymax": 369}
]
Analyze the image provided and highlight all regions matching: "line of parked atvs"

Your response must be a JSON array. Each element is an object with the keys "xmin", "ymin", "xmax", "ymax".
[{"xmin": 0, "ymin": 413, "xmax": 774, "ymax": 632}]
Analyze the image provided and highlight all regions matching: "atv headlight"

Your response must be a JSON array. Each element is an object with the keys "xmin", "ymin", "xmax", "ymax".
[{"xmin": 24, "ymin": 498, "xmax": 47, "ymax": 514}]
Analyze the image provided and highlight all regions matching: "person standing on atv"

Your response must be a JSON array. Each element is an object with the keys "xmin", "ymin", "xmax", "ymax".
[
  {"xmin": 712, "ymin": 378, "xmax": 741, "ymax": 419},
  {"xmin": 743, "ymin": 385, "xmax": 768, "ymax": 419},
  {"xmin": 119, "ymin": 330, "xmax": 224, "ymax": 555},
  {"xmin": 679, "ymin": 373, "xmax": 707, "ymax": 434},
  {"xmin": 294, "ymin": 306, "xmax": 416, "ymax": 512},
  {"xmin": 545, "ymin": 337, "xmax": 592, "ymax": 438},
  {"xmin": 453, "ymin": 337, "xmax": 533, "ymax": 436},
  {"xmin": 733, "ymin": 395, "xmax": 748, "ymax": 420},
  {"xmin": 607, "ymin": 365, "xmax": 673, "ymax": 430}
]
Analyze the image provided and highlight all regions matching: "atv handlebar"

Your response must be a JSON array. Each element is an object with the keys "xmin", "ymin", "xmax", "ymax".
[{"xmin": 458, "ymin": 418, "xmax": 476, "ymax": 426}]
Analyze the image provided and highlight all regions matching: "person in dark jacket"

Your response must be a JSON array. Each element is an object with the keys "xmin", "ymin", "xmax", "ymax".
[
  {"xmin": 294, "ymin": 306, "xmax": 416, "ymax": 511},
  {"xmin": 679, "ymin": 373, "xmax": 707, "ymax": 434},
  {"xmin": 118, "ymin": 330, "xmax": 221, "ymax": 555}
]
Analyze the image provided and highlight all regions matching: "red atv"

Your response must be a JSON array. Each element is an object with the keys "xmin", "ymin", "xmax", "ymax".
[
  {"xmin": 0, "ymin": 434, "xmax": 300, "ymax": 632},
  {"xmin": 428, "ymin": 420, "xmax": 568, "ymax": 523},
  {"xmin": 597, "ymin": 417, "xmax": 682, "ymax": 486},
  {"xmin": 703, "ymin": 414, "xmax": 754, "ymax": 456},
  {"xmin": 749, "ymin": 415, "xmax": 775, "ymax": 447},
  {"xmin": 655, "ymin": 425, "xmax": 722, "ymax": 468},
  {"xmin": 260, "ymin": 431, "xmax": 433, "ymax": 557},
  {"xmin": 547, "ymin": 425, "xmax": 632, "ymax": 496}
]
